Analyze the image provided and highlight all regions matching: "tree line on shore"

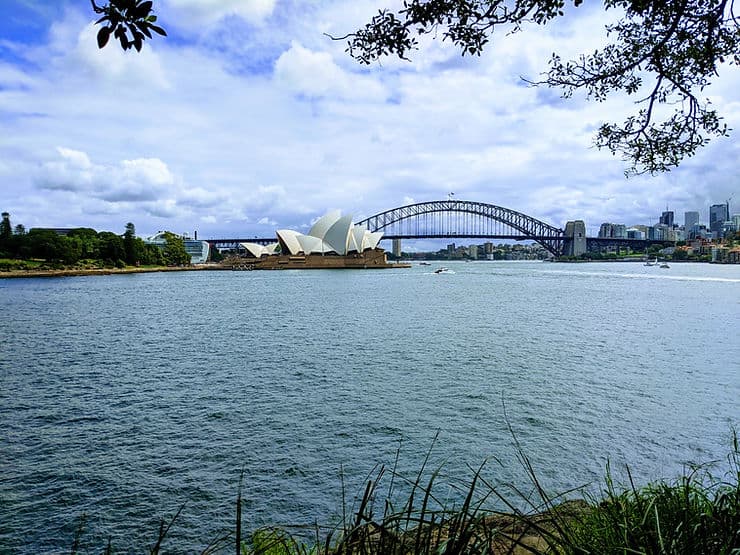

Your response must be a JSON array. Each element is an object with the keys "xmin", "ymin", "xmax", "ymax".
[{"xmin": 0, "ymin": 212, "xmax": 191, "ymax": 268}]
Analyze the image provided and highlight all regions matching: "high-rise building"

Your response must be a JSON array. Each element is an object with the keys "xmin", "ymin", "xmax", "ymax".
[
  {"xmin": 710, "ymin": 204, "xmax": 729, "ymax": 236},
  {"xmin": 684, "ymin": 211, "xmax": 700, "ymax": 239},
  {"xmin": 651, "ymin": 224, "xmax": 669, "ymax": 240},
  {"xmin": 598, "ymin": 223, "xmax": 627, "ymax": 238},
  {"xmin": 684, "ymin": 211, "xmax": 699, "ymax": 230},
  {"xmin": 660, "ymin": 210, "xmax": 674, "ymax": 227}
]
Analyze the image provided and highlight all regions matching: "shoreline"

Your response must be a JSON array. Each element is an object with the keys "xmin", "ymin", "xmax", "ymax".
[
  {"xmin": 0, "ymin": 258, "xmax": 726, "ymax": 279},
  {"xmin": 0, "ymin": 264, "xmax": 228, "ymax": 279}
]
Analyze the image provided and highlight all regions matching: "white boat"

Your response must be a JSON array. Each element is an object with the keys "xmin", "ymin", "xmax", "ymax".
[
  {"xmin": 434, "ymin": 267, "xmax": 452, "ymax": 274},
  {"xmin": 660, "ymin": 262, "xmax": 670, "ymax": 268},
  {"xmin": 644, "ymin": 257, "xmax": 658, "ymax": 266}
]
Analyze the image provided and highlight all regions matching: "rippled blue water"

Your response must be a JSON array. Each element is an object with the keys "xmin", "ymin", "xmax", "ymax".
[{"xmin": 1, "ymin": 261, "xmax": 739, "ymax": 553}]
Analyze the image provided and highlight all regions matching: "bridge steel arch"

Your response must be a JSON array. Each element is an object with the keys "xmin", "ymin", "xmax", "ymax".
[{"xmin": 356, "ymin": 200, "xmax": 565, "ymax": 256}]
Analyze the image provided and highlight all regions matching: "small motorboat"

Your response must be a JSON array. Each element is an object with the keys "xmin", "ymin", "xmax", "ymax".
[
  {"xmin": 660, "ymin": 262, "xmax": 670, "ymax": 268},
  {"xmin": 434, "ymin": 267, "xmax": 451, "ymax": 274}
]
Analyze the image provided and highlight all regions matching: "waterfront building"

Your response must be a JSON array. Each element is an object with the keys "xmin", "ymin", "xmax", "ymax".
[
  {"xmin": 665, "ymin": 227, "xmax": 681, "ymax": 242},
  {"xmin": 712, "ymin": 246, "xmax": 730, "ymax": 262},
  {"xmin": 649, "ymin": 224, "xmax": 667, "ymax": 240},
  {"xmin": 144, "ymin": 232, "xmax": 211, "ymax": 264},
  {"xmin": 598, "ymin": 222, "xmax": 627, "ymax": 238},
  {"xmin": 732, "ymin": 214, "xmax": 740, "ymax": 232},
  {"xmin": 31, "ymin": 228, "xmax": 78, "ymax": 236},
  {"xmin": 626, "ymin": 227, "xmax": 645, "ymax": 240},
  {"xmin": 722, "ymin": 221, "xmax": 735, "ymax": 238},
  {"xmin": 688, "ymin": 224, "xmax": 710, "ymax": 240},
  {"xmin": 236, "ymin": 211, "xmax": 397, "ymax": 269}
]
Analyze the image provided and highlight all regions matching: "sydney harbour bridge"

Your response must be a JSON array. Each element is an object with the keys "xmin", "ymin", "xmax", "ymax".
[{"xmin": 207, "ymin": 200, "xmax": 667, "ymax": 258}]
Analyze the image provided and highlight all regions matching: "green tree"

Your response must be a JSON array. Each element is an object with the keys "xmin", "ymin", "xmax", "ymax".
[
  {"xmin": 137, "ymin": 239, "xmax": 163, "ymax": 265},
  {"xmin": 0, "ymin": 212, "xmax": 11, "ymax": 250},
  {"xmin": 26, "ymin": 229, "xmax": 80, "ymax": 264},
  {"xmin": 67, "ymin": 228, "xmax": 100, "ymax": 259},
  {"xmin": 209, "ymin": 246, "xmax": 224, "ymax": 263},
  {"xmin": 5, "ymin": 223, "xmax": 28, "ymax": 258},
  {"xmin": 92, "ymin": 0, "xmax": 167, "ymax": 51},
  {"xmin": 338, "ymin": 0, "xmax": 739, "ymax": 175},
  {"xmin": 123, "ymin": 222, "xmax": 141, "ymax": 265},
  {"xmin": 162, "ymin": 232, "xmax": 191, "ymax": 265},
  {"xmin": 673, "ymin": 248, "xmax": 688, "ymax": 260},
  {"xmin": 98, "ymin": 231, "xmax": 126, "ymax": 265}
]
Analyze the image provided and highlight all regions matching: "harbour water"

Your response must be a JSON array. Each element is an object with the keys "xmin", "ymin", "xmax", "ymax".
[{"xmin": 1, "ymin": 261, "xmax": 739, "ymax": 552}]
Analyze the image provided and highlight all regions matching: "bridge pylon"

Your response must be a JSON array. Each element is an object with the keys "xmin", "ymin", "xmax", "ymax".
[{"xmin": 563, "ymin": 220, "xmax": 587, "ymax": 257}]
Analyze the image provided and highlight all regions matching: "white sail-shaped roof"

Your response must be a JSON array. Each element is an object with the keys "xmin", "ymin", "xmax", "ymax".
[
  {"xmin": 308, "ymin": 210, "xmax": 341, "ymax": 240},
  {"xmin": 297, "ymin": 234, "xmax": 332, "ymax": 254},
  {"xmin": 240, "ymin": 242, "xmax": 266, "ymax": 258},
  {"xmin": 240, "ymin": 242, "xmax": 280, "ymax": 257},
  {"xmin": 324, "ymin": 215, "xmax": 353, "ymax": 255},
  {"xmin": 268, "ymin": 213, "xmax": 383, "ymax": 257},
  {"xmin": 349, "ymin": 226, "xmax": 366, "ymax": 253},
  {"xmin": 364, "ymin": 231, "xmax": 383, "ymax": 250},
  {"xmin": 276, "ymin": 229, "xmax": 303, "ymax": 255}
]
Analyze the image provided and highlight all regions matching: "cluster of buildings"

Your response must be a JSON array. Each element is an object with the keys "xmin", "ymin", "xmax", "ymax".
[
  {"xmin": 393, "ymin": 240, "xmax": 549, "ymax": 261},
  {"xmin": 598, "ymin": 202, "xmax": 739, "ymax": 242}
]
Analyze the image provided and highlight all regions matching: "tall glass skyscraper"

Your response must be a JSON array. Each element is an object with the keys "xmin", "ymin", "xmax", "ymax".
[
  {"xmin": 710, "ymin": 204, "xmax": 728, "ymax": 236},
  {"xmin": 684, "ymin": 211, "xmax": 700, "ymax": 238}
]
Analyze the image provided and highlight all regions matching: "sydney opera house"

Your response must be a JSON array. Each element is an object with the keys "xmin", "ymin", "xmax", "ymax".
[{"xmin": 237, "ymin": 211, "xmax": 400, "ymax": 269}]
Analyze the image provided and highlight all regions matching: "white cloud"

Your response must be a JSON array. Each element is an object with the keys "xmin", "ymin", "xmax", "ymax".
[
  {"xmin": 164, "ymin": 0, "xmax": 277, "ymax": 26},
  {"xmin": 274, "ymin": 41, "xmax": 386, "ymax": 101},
  {"xmin": 37, "ymin": 149, "xmax": 179, "ymax": 208},
  {"xmin": 70, "ymin": 23, "xmax": 170, "ymax": 89}
]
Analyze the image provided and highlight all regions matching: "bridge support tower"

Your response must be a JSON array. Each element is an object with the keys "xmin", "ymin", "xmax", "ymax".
[
  {"xmin": 392, "ymin": 238, "xmax": 402, "ymax": 258},
  {"xmin": 564, "ymin": 220, "xmax": 587, "ymax": 257}
]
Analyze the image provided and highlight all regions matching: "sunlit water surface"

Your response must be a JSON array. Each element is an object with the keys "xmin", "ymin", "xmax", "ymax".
[{"xmin": 1, "ymin": 261, "xmax": 739, "ymax": 552}]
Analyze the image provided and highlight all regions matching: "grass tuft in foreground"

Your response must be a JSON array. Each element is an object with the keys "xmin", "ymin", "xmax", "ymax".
[
  {"xmin": 557, "ymin": 433, "xmax": 740, "ymax": 555},
  {"xmin": 68, "ymin": 431, "xmax": 740, "ymax": 554},
  {"xmin": 238, "ymin": 431, "xmax": 740, "ymax": 555}
]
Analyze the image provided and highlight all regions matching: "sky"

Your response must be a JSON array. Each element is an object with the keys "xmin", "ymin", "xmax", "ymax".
[{"xmin": 0, "ymin": 0, "xmax": 738, "ymax": 243}]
